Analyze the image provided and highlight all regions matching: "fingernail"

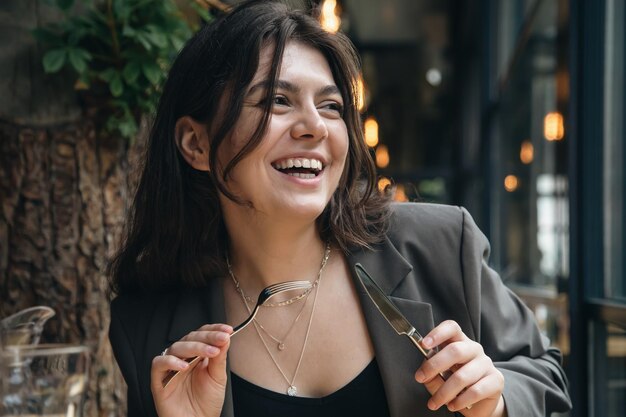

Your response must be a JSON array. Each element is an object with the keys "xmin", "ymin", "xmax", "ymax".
[
  {"xmin": 422, "ymin": 336, "xmax": 433, "ymax": 348},
  {"xmin": 216, "ymin": 332, "xmax": 229, "ymax": 341},
  {"xmin": 415, "ymin": 369, "xmax": 425, "ymax": 382},
  {"xmin": 178, "ymin": 360, "xmax": 189, "ymax": 369},
  {"xmin": 206, "ymin": 346, "xmax": 219, "ymax": 355}
]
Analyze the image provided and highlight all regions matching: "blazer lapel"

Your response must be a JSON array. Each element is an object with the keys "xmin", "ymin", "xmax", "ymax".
[{"xmin": 348, "ymin": 237, "xmax": 451, "ymax": 417}]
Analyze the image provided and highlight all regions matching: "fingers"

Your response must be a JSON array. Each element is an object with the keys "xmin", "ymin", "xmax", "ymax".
[
  {"xmin": 421, "ymin": 354, "xmax": 495, "ymax": 411},
  {"xmin": 166, "ymin": 324, "xmax": 233, "ymax": 360},
  {"xmin": 421, "ymin": 320, "xmax": 468, "ymax": 349},
  {"xmin": 446, "ymin": 372, "xmax": 504, "ymax": 412},
  {"xmin": 207, "ymin": 336, "xmax": 230, "ymax": 386},
  {"xmin": 151, "ymin": 324, "xmax": 233, "ymax": 390},
  {"xmin": 413, "ymin": 320, "xmax": 505, "ymax": 414},
  {"xmin": 416, "ymin": 339, "xmax": 484, "ymax": 383}
]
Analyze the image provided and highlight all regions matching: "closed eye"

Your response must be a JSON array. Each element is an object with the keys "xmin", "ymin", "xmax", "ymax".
[
  {"xmin": 319, "ymin": 101, "xmax": 344, "ymax": 116},
  {"xmin": 256, "ymin": 95, "xmax": 290, "ymax": 108}
]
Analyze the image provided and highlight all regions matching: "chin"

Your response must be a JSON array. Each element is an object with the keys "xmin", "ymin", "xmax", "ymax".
[{"xmin": 274, "ymin": 201, "xmax": 328, "ymax": 222}]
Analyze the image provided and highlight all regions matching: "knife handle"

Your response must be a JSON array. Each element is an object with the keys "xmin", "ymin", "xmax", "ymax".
[{"xmin": 406, "ymin": 331, "xmax": 453, "ymax": 380}]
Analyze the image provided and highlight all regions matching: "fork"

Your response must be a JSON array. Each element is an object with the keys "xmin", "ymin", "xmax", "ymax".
[{"xmin": 161, "ymin": 280, "xmax": 312, "ymax": 388}]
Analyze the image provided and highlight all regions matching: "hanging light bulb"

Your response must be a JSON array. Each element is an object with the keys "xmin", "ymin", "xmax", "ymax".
[
  {"xmin": 364, "ymin": 116, "xmax": 379, "ymax": 147},
  {"xmin": 520, "ymin": 140, "xmax": 534, "ymax": 164},
  {"xmin": 504, "ymin": 175, "xmax": 519, "ymax": 192},
  {"xmin": 377, "ymin": 176, "xmax": 392, "ymax": 192},
  {"xmin": 375, "ymin": 144, "xmax": 390, "ymax": 168},
  {"xmin": 320, "ymin": 0, "xmax": 341, "ymax": 33},
  {"xmin": 544, "ymin": 111, "xmax": 564, "ymax": 141}
]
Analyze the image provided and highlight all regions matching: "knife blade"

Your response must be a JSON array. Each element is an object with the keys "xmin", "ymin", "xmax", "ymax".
[{"xmin": 354, "ymin": 263, "xmax": 452, "ymax": 380}]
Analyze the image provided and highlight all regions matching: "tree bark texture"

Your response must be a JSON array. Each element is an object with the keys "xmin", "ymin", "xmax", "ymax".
[{"xmin": 0, "ymin": 119, "xmax": 144, "ymax": 417}]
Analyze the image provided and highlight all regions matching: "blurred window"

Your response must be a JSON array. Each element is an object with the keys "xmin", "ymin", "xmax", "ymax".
[{"xmin": 488, "ymin": 0, "xmax": 569, "ymax": 355}]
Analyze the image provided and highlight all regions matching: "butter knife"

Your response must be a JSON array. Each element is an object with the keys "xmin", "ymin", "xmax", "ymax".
[{"xmin": 354, "ymin": 263, "xmax": 452, "ymax": 380}]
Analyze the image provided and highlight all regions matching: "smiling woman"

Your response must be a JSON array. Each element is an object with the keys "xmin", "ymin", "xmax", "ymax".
[{"xmin": 107, "ymin": 1, "xmax": 571, "ymax": 417}]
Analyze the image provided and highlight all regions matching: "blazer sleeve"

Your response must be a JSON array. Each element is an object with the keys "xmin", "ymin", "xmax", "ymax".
[
  {"xmin": 458, "ymin": 207, "xmax": 572, "ymax": 416},
  {"xmin": 109, "ymin": 295, "xmax": 151, "ymax": 417}
]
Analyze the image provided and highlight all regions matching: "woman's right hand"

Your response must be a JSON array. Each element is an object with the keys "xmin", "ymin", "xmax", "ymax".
[{"xmin": 150, "ymin": 324, "xmax": 233, "ymax": 417}]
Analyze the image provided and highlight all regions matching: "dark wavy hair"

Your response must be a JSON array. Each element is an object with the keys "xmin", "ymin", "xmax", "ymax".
[{"xmin": 109, "ymin": 0, "xmax": 390, "ymax": 295}]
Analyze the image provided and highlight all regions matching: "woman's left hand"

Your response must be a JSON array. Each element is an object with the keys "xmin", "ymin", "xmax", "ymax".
[{"xmin": 414, "ymin": 320, "xmax": 506, "ymax": 417}]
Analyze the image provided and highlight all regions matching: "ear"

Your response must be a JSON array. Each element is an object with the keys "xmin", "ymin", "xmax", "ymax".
[{"xmin": 175, "ymin": 116, "xmax": 211, "ymax": 171}]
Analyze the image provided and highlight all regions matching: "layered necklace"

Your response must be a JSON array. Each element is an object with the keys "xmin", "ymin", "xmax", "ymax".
[{"xmin": 228, "ymin": 242, "xmax": 331, "ymax": 396}]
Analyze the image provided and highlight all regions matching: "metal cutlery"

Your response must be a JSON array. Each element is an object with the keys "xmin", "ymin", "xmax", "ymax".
[{"xmin": 161, "ymin": 279, "xmax": 313, "ymax": 388}]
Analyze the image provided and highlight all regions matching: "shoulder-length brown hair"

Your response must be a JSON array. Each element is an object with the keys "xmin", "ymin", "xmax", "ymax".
[{"xmin": 109, "ymin": 0, "xmax": 389, "ymax": 295}]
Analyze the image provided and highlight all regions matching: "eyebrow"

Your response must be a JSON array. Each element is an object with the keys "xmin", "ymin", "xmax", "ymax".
[{"xmin": 246, "ymin": 80, "xmax": 342, "ymax": 99}]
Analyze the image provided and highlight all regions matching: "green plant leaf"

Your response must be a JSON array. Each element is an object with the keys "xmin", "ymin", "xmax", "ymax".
[
  {"xmin": 147, "ymin": 31, "xmax": 168, "ymax": 49},
  {"xmin": 122, "ymin": 24, "xmax": 136, "ymax": 37},
  {"xmin": 142, "ymin": 61, "xmax": 161, "ymax": 85},
  {"xmin": 122, "ymin": 61, "xmax": 141, "ymax": 84},
  {"xmin": 99, "ymin": 68, "xmax": 118, "ymax": 82},
  {"xmin": 110, "ymin": 74, "xmax": 124, "ymax": 97},
  {"xmin": 68, "ymin": 48, "xmax": 91, "ymax": 73},
  {"xmin": 43, "ymin": 48, "xmax": 67, "ymax": 73},
  {"xmin": 146, "ymin": 25, "xmax": 168, "ymax": 48},
  {"xmin": 190, "ymin": 2, "xmax": 212, "ymax": 23},
  {"xmin": 170, "ymin": 35, "xmax": 185, "ymax": 51},
  {"xmin": 135, "ymin": 32, "xmax": 153, "ymax": 51}
]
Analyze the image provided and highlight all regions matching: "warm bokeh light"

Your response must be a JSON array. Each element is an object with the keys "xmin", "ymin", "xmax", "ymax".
[
  {"xmin": 356, "ymin": 75, "xmax": 365, "ymax": 112},
  {"xmin": 364, "ymin": 116, "xmax": 379, "ymax": 147},
  {"xmin": 375, "ymin": 144, "xmax": 389, "ymax": 168},
  {"xmin": 377, "ymin": 177, "xmax": 392, "ymax": 192},
  {"xmin": 320, "ymin": 0, "xmax": 341, "ymax": 33},
  {"xmin": 504, "ymin": 175, "xmax": 519, "ymax": 192},
  {"xmin": 394, "ymin": 184, "xmax": 409, "ymax": 202},
  {"xmin": 520, "ymin": 140, "xmax": 534, "ymax": 164},
  {"xmin": 544, "ymin": 111, "xmax": 564, "ymax": 141}
]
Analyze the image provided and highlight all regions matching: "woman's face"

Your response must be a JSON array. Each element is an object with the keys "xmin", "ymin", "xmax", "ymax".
[{"xmin": 217, "ymin": 41, "xmax": 349, "ymax": 222}]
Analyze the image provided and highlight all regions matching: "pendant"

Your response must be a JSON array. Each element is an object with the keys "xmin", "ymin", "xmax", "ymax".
[
  {"xmin": 287, "ymin": 385, "xmax": 297, "ymax": 396},
  {"xmin": 278, "ymin": 342, "xmax": 285, "ymax": 351}
]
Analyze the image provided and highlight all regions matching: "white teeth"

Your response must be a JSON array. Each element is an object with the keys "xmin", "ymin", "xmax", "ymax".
[
  {"xmin": 287, "ymin": 172, "xmax": 316, "ymax": 179},
  {"xmin": 272, "ymin": 157, "xmax": 324, "ymax": 171}
]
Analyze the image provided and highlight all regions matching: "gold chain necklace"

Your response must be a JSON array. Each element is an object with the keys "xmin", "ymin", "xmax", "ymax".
[
  {"xmin": 228, "ymin": 258, "xmax": 322, "ymax": 308},
  {"xmin": 230, "ymin": 242, "xmax": 331, "ymax": 396},
  {"xmin": 256, "ymin": 294, "xmax": 309, "ymax": 351}
]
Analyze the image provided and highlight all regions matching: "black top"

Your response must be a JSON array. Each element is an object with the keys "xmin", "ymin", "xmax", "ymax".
[{"xmin": 231, "ymin": 359, "xmax": 391, "ymax": 417}]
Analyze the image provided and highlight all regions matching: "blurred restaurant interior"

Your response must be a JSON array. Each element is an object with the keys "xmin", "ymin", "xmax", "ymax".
[{"xmin": 307, "ymin": 0, "xmax": 625, "ymax": 415}]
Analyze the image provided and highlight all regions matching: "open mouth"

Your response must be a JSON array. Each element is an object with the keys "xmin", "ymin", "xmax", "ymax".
[{"xmin": 272, "ymin": 157, "xmax": 324, "ymax": 179}]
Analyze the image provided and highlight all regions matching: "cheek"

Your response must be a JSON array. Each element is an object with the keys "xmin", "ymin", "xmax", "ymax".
[{"xmin": 333, "ymin": 127, "xmax": 350, "ymax": 165}]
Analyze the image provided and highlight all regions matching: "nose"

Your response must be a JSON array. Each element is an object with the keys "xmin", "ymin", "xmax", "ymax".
[{"xmin": 290, "ymin": 105, "xmax": 328, "ymax": 141}]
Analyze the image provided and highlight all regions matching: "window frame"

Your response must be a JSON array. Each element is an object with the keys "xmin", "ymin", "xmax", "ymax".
[{"xmin": 569, "ymin": 0, "xmax": 626, "ymax": 416}]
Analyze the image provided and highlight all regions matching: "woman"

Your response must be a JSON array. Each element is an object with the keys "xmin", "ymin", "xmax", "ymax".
[{"xmin": 108, "ymin": 1, "xmax": 572, "ymax": 416}]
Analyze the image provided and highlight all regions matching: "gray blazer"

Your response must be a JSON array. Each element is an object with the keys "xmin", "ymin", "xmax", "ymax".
[{"xmin": 110, "ymin": 203, "xmax": 572, "ymax": 417}]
